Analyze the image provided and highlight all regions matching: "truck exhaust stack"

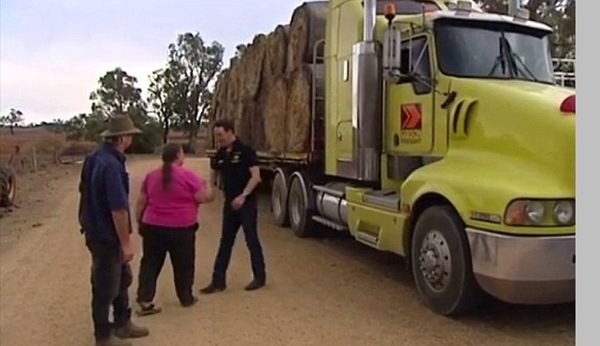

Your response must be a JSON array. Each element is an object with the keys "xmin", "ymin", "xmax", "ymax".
[
  {"xmin": 341, "ymin": 0, "xmax": 382, "ymax": 181},
  {"xmin": 363, "ymin": 0, "xmax": 376, "ymax": 41}
]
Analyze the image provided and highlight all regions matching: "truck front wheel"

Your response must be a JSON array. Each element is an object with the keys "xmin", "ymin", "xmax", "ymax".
[
  {"xmin": 411, "ymin": 205, "xmax": 482, "ymax": 316},
  {"xmin": 288, "ymin": 172, "xmax": 316, "ymax": 238}
]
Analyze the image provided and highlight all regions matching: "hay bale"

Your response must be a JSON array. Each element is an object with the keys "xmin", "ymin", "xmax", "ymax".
[
  {"xmin": 286, "ymin": 2, "xmax": 328, "ymax": 74},
  {"xmin": 263, "ymin": 25, "xmax": 289, "ymax": 81},
  {"xmin": 259, "ymin": 75, "xmax": 288, "ymax": 153},
  {"xmin": 286, "ymin": 65, "xmax": 313, "ymax": 153},
  {"xmin": 239, "ymin": 34, "xmax": 267, "ymax": 100}
]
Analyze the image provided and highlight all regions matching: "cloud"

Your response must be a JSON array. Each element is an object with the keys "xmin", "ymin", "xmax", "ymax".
[
  {"xmin": 0, "ymin": 0, "xmax": 305, "ymax": 123},
  {"xmin": 1, "ymin": 35, "xmax": 164, "ymax": 123}
]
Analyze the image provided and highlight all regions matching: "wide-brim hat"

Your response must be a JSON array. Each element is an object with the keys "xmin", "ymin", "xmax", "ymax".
[{"xmin": 101, "ymin": 114, "xmax": 143, "ymax": 138}]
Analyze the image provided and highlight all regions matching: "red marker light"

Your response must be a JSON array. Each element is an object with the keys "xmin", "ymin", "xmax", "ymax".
[
  {"xmin": 560, "ymin": 94, "xmax": 575, "ymax": 114},
  {"xmin": 384, "ymin": 3, "xmax": 397, "ymax": 21}
]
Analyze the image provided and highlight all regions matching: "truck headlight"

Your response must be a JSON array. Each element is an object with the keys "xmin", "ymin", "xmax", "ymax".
[
  {"xmin": 505, "ymin": 199, "xmax": 575, "ymax": 226},
  {"xmin": 554, "ymin": 200, "xmax": 575, "ymax": 225}
]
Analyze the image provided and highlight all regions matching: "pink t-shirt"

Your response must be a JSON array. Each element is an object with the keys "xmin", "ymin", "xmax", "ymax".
[{"xmin": 141, "ymin": 165, "xmax": 205, "ymax": 228}]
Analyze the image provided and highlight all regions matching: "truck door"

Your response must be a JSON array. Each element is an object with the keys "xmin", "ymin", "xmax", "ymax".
[{"xmin": 386, "ymin": 35, "xmax": 434, "ymax": 155}]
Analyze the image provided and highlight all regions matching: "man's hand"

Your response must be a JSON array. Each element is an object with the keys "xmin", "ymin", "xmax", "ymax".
[
  {"xmin": 121, "ymin": 240, "xmax": 135, "ymax": 263},
  {"xmin": 231, "ymin": 194, "xmax": 246, "ymax": 210}
]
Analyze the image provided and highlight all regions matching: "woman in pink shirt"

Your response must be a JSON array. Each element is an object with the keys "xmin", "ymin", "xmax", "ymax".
[{"xmin": 134, "ymin": 143, "xmax": 214, "ymax": 315}]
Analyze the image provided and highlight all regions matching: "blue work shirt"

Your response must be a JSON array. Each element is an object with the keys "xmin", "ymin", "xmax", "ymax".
[{"xmin": 78, "ymin": 144, "xmax": 131, "ymax": 243}]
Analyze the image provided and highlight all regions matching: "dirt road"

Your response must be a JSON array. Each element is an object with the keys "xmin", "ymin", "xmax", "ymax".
[{"xmin": 0, "ymin": 157, "xmax": 575, "ymax": 346}]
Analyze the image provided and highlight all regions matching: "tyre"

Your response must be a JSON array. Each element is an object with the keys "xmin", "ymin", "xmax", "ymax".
[
  {"xmin": 271, "ymin": 168, "xmax": 290, "ymax": 227},
  {"xmin": 0, "ymin": 164, "xmax": 16, "ymax": 207},
  {"xmin": 288, "ymin": 172, "xmax": 316, "ymax": 238},
  {"xmin": 411, "ymin": 205, "xmax": 482, "ymax": 316}
]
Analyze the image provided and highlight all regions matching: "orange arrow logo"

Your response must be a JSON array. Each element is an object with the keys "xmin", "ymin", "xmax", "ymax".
[{"xmin": 401, "ymin": 103, "xmax": 422, "ymax": 130}]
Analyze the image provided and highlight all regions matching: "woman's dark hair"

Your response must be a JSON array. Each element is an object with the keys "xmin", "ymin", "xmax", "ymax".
[{"xmin": 161, "ymin": 143, "xmax": 182, "ymax": 190}]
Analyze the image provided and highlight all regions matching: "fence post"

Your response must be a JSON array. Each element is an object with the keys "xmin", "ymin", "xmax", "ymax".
[{"xmin": 32, "ymin": 146, "xmax": 38, "ymax": 171}]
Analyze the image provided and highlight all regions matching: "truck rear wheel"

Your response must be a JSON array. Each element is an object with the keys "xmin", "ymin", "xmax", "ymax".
[
  {"xmin": 271, "ymin": 168, "xmax": 290, "ymax": 227},
  {"xmin": 288, "ymin": 172, "xmax": 316, "ymax": 238},
  {"xmin": 411, "ymin": 205, "xmax": 482, "ymax": 316},
  {"xmin": 0, "ymin": 164, "xmax": 16, "ymax": 207}
]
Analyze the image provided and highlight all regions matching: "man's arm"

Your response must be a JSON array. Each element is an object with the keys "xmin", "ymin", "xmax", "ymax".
[
  {"xmin": 241, "ymin": 147, "xmax": 261, "ymax": 197},
  {"xmin": 241, "ymin": 166, "xmax": 261, "ymax": 198},
  {"xmin": 105, "ymin": 165, "xmax": 134, "ymax": 262},
  {"xmin": 78, "ymin": 156, "xmax": 90, "ymax": 233},
  {"xmin": 210, "ymin": 168, "xmax": 218, "ymax": 188},
  {"xmin": 231, "ymin": 148, "xmax": 261, "ymax": 210}
]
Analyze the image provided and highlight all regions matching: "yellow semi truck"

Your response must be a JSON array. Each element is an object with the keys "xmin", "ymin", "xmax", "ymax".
[{"xmin": 210, "ymin": 0, "xmax": 576, "ymax": 316}]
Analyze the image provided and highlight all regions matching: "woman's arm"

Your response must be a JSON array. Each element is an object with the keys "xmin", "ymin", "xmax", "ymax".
[
  {"xmin": 195, "ymin": 175, "xmax": 215, "ymax": 204},
  {"xmin": 135, "ymin": 192, "xmax": 148, "ymax": 224}
]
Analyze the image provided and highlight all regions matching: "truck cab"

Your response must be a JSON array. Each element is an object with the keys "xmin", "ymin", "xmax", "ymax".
[{"xmin": 280, "ymin": 0, "xmax": 575, "ymax": 316}]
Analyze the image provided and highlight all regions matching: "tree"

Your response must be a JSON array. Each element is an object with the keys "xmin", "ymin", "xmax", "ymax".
[
  {"xmin": 0, "ymin": 109, "xmax": 24, "ymax": 135},
  {"xmin": 90, "ymin": 68, "xmax": 147, "ymax": 120},
  {"xmin": 148, "ymin": 67, "xmax": 179, "ymax": 144},
  {"xmin": 89, "ymin": 68, "xmax": 161, "ymax": 153},
  {"xmin": 167, "ymin": 32, "xmax": 224, "ymax": 152}
]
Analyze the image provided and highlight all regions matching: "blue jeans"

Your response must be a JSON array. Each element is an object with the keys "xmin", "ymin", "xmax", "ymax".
[
  {"xmin": 212, "ymin": 200, "xmax": 266, "ymax": 285},
  {"xmin": 86, "ymin": 237, "xmax": 132, "ymax": 341}
]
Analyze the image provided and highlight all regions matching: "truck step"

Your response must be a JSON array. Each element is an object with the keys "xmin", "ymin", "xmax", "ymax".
[
  {"xmin": 312, "ymin": 215, "xmax": 347, "ymax": 231},
  {"xmin": 355, "ymin": 231, "xmax": 379, "ymax": 247},
  {"xmin": 363, "ymin": 190, "xmax": 400, "ymax": 211}
]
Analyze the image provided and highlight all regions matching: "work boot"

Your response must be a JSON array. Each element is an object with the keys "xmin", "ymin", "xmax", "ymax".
[
  {"xmin": 199, "ymin": 283, "xmax": 226, "ymax": 295},
  {"xmin": 96, "ymin": 335, "xmax": 132, "ymax": 346},
  {"xmin": 114, "ymin": 321, "xmax": 149, "ymax": 339},
  {"xmin": 245, "ymin": 279, "xmax": 265, "ymax": 291}
]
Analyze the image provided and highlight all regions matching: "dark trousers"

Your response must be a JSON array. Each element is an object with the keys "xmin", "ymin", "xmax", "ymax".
[
  {"xmin": 212, "ymin": 200, "xmax": 266, "ymax": 285},
  {"xmin": 86, "ymin": 237, "xmax": 132, "ymax": 341},
  {"xmin": 136, "ymin": 223, "xmax": 198, "ymax": 305}
]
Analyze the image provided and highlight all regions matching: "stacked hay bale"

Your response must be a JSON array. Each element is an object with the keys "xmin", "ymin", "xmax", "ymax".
[{"xmin": 209, "ymin": 1, "xmax": 328, "ymax": 155}]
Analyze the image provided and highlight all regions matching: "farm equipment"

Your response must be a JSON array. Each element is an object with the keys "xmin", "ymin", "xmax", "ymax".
[{"xmin": 0, "ymin": 163, "xmax": 16, "ymax": 207}]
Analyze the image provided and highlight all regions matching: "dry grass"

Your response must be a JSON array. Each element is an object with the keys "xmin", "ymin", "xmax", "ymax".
[{"xmin": 0, "ymin": 127, "xmax": 66, "ymax": 162}]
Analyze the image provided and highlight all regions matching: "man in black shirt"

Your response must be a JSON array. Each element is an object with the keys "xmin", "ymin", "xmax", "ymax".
[{"xmin": 200, "ymin": 119, "xmax": 266, "ymax": 294}]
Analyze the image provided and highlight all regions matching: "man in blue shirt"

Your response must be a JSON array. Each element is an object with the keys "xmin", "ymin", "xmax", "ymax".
[{"xmin": 79, "ymin": 115, "xmax": 149, "ymax": 346}]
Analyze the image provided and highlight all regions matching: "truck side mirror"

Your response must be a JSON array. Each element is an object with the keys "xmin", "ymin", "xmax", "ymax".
[{"xmin": 383, "ymin": 24, "xmax": 402, "ymax": 83}]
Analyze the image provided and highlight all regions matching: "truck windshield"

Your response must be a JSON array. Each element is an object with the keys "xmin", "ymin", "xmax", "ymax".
[{"xmin": 435, "ymin": 19, "xmax": 554, "ymax": 83}]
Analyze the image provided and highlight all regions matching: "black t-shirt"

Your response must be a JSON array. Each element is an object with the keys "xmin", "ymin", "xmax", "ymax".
[{"xmin": 210, "ymin": 140, "xmax": 258, "ymax": 203}]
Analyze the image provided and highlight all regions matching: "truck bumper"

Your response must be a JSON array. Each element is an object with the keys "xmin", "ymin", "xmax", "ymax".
[{"xmin": 465, "ymin": 228, "xmax": 575, "ymax": 305}]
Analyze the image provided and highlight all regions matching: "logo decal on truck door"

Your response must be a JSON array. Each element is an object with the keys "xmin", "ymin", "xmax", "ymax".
[{"xmin": 400, "ymin": 103, "xmax": 423, "ymax": 144}]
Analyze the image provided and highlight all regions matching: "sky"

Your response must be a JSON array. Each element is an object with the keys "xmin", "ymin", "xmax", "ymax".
[{"xmin": 0, "ymin": 0, "xmax": 303, "ymax": 124}]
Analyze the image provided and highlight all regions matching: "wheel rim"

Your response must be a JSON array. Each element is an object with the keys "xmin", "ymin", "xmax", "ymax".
[
  {"xmin": 418, "ymin": 230, "xmax": 452, "ymax": 293},
  {"xmin": 290, "ymin": 184, "xmax": 304, "ymax": 228},
  {"xmin": 271, "ymin": 182, "xmax": 282, "ymax": 218}
]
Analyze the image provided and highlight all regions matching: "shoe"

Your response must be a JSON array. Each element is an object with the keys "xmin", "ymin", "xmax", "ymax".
[
  {"xmin": 135, "ymin": 302, "xmax": 162, "ymax": 317},
  {"xmin": 114, "ymin": 321, "xmax": 149, "ymax": 339},
  {"xmin": 199, "ymin": 283, "xmax": 226, "ymax": 295},
  {"xmin": 181, "ymin": 296, "xmax": 199, "ymax": 307},
  {"xmin": 96, "ymin": 335, "xmax": 132, "ymax": 346},
  {"xmin": 245, "ymin": 279, "xmax": 265, "ymax": 291}
]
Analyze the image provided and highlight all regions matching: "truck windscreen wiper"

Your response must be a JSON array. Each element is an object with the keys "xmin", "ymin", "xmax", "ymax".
[
  {"xmin": 488, "ymin": 36, "xmax": 507, "ymax": 76},
  {"xmin": 502, "ymin": 37, "xmax": 539, "ymax": 82}
]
